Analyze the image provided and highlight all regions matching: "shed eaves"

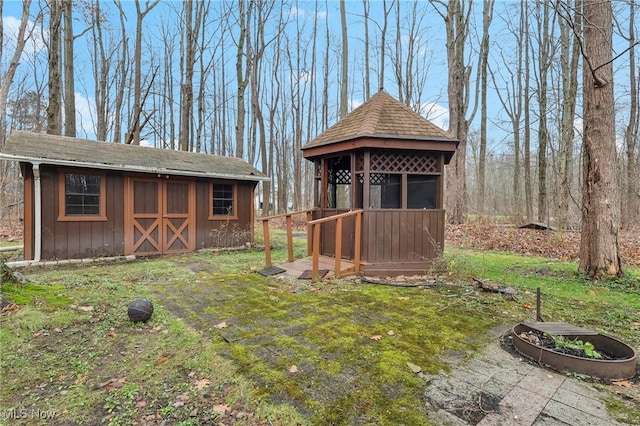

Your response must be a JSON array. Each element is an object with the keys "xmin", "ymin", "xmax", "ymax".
[
  {"xmin": 302, "ymin": 90, "xmax": 456, "ymax": 150},
  {"xmin": 0, "ymin": 131, "xmax": 267, "ymax": 181}
]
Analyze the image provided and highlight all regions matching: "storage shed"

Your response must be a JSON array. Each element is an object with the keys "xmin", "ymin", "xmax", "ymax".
[
  {"xmin": 302, "ymin": 91, "xmax": 458, "ymax": 276},
  {"xmin": 0, "ymin": 131, "xmax": 267, "ymax": 261}
]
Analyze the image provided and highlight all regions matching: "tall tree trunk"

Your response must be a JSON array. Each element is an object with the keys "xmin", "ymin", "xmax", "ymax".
[
  {"xmin": 556, "ymin": 0, "xmax": 580, "ymax": 230},
  {"xmin": 362, "ymin": 0, "xmax": 370, "ymax": 100},
  {"xmin": 128, "ymin": 0, "xmax": 159, "ymax": 145},
  {"xmin": 478, "ymin": 0, "xmax": 494, "ymax": 214},
  {"xmin": 47, "ymin": 0, "xmax": 63, "ymax": 135},
  {"xmin": 578, "ymin": 0, "xmax": 622, "ymax": 279},
  {"xmin": 235, "ymin": 0, "xmax": 251, "ymax": 158},
  {"xmin": 436, "ymin": 0, "xmax": 471, "ymax": 224},
  {"xmin": 523, "ymin": 1, "xmax": 533, "ymax": 221},
  {"xmin": 179, "ymin": 0, "xmax": 195, "ymax": 151},
  {"xmin": 379, "ymin": 0, "xmax": 391, "ymax": 91},
  {"xmin": 623, "ymin": 0, "xmax": 638, "ymax": 229},
  {"xmin": 0, "ymin": 0, "xmax": 32, "ymax": 139},
  {"xmin": 90, "ymin": 0, "xmax": 109, "ymax": 141},
  {"xmin": 339, "ymin": 0, "xmax": 348, "ymax": 118},
  {"xmin": 113, "ymin": 0, "xmax": 129, "ymax": 143},
  {"xmin": 62, "ymin": 0, "xmax": 75, "ymax": 137},
  {"xmin": 536, "ymin": 1, "xmax": 552, "ymax": 223}
]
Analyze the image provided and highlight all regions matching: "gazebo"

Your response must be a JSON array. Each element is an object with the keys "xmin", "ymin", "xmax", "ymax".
[{"xmin": 301, "ymin": 90, "xmax": 458, "ymax": 276}]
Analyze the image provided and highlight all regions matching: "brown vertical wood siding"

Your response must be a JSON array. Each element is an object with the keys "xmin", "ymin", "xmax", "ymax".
[
  {"xmin": 194, "ymin": 178, "xmax": 256, "ymax": 249},
  {"xmin": 34, "ymin": 167, "xmax": 256, "ymax": 260},
  {"xmin": 39, "ymin": 165, "xmax": 125, "ymax": 260},
  {"xmin": 361, "ymin": 209, "xmax": 445, "ymax": 275}
]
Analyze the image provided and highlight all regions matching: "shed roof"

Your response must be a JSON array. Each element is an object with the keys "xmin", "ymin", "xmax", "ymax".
[
  {"xmin": 302, "ymin": 90, "xmax": 457, "ymax": 152},
  {"xmin": 0, "ymin": 131, "xmax": 267, "ymax": 182}
]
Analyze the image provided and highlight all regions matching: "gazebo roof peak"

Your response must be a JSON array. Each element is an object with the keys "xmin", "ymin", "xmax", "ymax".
[{"xmin": 302, "ymin": 90, "xmax": 456, "ymax": 151}]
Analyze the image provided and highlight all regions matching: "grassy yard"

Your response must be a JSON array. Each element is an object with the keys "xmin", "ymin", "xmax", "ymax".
[{"xmin": 1, "ymin": 237, "xmax": 639, "ymax": 425}]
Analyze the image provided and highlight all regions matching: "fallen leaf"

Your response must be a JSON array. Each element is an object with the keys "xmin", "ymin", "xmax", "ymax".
[
  {"xmin": 78, "ymin": 306, "xmax": 94, "ymax": 312},
  {"xmin": 214, "ymin": 321, "xmax": 228, "ymax": 329},
  {"xmin": 99, "ymin": 377, "xmax": 126, "ymax": 391},
  {"xmin": 369, "ymin": 335, "xmax": 382, "ymax": 341},
  {"xmin": 289, "ymin": 365, "xmax": 298, "ymax": 373},
  {"xmin": 73, "ymin": 375, "xmax": 89, "ymax": 384},
  {"xmin": 398, "ymin": 296, "xmax": 410, "ymax": 301},
  {"xmin": 135, "ymin": 401, "xmax": 147, "ymax": 408},
  {"xmin": 522, "ymin": 303, "xmax": 534, "ymax": 310},
  {"xmin": 1, "ymin": 303, "xmax": 19, "ymax": 313},
  {"xmin": 156, "ymin": 357, "xmax": 168, "ymax": 365},
  {"xmin": 612, "ymin": 380, "xmax": 633, "ymax": 388},
  {"xmin": 213, "ymin": 404, "xmax": 229, "ymax": 414},
  {"xmin": 407, "ymin": 362, "xmax": 422, "ymax": 374},
  {"xmin": 108, "ymin": 331, "xmax": 117, "ymax": 338},
  {"xmin": 151, "ymin": 325, "xmax": 166, "ymax": 332},
  {"xmin": 194, "ymin": 378, "xmax": 211, "ymax": 390},
  {"xmin": 586, "ymin": 290, "xmax": 597, "ymax": 295},
  {"xmin": 387, "ymin": 330, "xmax": 395, "ymax": 336}
]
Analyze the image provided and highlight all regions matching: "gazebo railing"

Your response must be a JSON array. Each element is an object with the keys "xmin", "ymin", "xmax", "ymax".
[
  {"xmin": 308, "ymin": 209, "xmax": 363, "ymax": 280},
  {"xmin": 260, "ymin": 209, "xmax": 315, "ymax": 268},
  {"xmin": 260, "ymin": 208, "xmax": 363, "ymax": 281}
]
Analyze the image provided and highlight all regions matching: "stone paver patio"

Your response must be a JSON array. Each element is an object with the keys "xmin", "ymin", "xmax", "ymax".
[{"xmin": 150, "ymin": 263, "xmax": 631, "ymax": 425}]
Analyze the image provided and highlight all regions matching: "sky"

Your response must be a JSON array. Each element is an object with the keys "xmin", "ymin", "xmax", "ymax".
[
  {"xmin": 1, "ymin": 0, "xmax": 637, "ymax": 157},
  {"xmin": 1, "ymin": 1, "xmax": 454, "ymax": 141}
]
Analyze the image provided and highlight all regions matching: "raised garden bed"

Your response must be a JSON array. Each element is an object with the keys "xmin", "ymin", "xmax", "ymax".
[{"xmin": 512, "ymin": 322, "xmax": 637, "ymax": 381}]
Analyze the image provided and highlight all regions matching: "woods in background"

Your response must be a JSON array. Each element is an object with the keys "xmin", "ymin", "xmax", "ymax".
[{"xmin": 1, "ymin": 0, "xmax": 638, "ymax": 278}]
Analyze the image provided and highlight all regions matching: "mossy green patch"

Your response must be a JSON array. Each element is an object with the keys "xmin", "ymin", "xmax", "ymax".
[{"xmin": 604, "ymin": 395, "xmax": 640, "ymax": 424}]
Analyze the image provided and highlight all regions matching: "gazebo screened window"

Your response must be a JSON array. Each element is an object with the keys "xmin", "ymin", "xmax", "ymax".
[
  {"xmin": 353, "ymin": 150, "xmax": 441, "ymax": 210},
  {"xmin": 326, "ymin": 155, "xmax": 351, "ymax": 209}
]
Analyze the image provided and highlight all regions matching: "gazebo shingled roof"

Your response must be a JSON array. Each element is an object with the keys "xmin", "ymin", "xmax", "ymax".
[{"xmin": 302, "ymin": 90, "xmax": 458, "ymax": 156}]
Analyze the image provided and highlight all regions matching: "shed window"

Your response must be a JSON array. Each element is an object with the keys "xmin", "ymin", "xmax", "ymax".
[
  {"xmin": 209, "ymin": 183, "xmax": 237, "ymax": 220},
  {"xmin": 58, "ymin": 170, "xmax": 107, "ymax": 221},
  {"xmin": 407, "ymin": 175, "xmax": 437, "ymax": 209}
]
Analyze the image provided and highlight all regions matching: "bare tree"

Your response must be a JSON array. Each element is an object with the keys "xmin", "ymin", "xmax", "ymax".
[
  {"xmin": 233, "ymin": 0, "xmax": 252, "ymax": 158},
  {"xmin": 112, "ymin": 0, "xmax": 130, "ymax": 143},
  {"xmin": 87, "ymin": 0, "xmax": 114, "ymax": 141},
  {"xmin": 623, "ymin": 0, "xmax": 639, "ymax": 228},
  {"xmin": 47, "ymin": 0, "xmax": 62, "ymax": 135},
  {"xmin": 579, "ymin": 0, "xmax": 622, "ymax": 278},
  {"xmin": 555, "ymin": 0, "xmax": 580, "ymax": 230},
  {"xmin": 0, "ymin": 0, "xmax": 33, "ymax": 140},
  {"xmin": 477, "ymin": 0, "xmax": 494, "ymax": 214},
  {"xmin": 178, "ymin": 0, "xmax": 199, "ymax": 151},
  {"xmin": 127, "ymin": 0, "xmax": 160, "ymax": 145},
  {"xmin": 534, "ymin": 1, "xmax": 556, "ymax": 223},
  {"xmin": 523, "ymin": 1, "xmax": 533, "ymax": 221},
  {"xmin": 490, "ymin": 4, "xmax": 524, "ymax": 221},
  {"xmin": 432, "ymin": 0, "xmax": 473, "ymax": 224},
  {"xmin": 62, "ymin": 0, "xmax": 75, "ymax": 136},
  {"xmin": 339, "ymin": 0, "xmax": 348, "ymax": 118},
  {"xmin": 379, "ymin": 0, "xmax": 392, "ymax": 91}
]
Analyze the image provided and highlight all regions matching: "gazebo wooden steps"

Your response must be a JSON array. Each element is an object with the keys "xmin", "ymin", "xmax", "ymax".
[{"xmin": 277, "ymin": 256, "xmax": 357, "ymax": 280}]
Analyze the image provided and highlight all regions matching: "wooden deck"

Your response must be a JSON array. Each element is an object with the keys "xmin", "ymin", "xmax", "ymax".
[{"xmin": 277, "ymin": 256, "xmax": 356, "ymax": 280}]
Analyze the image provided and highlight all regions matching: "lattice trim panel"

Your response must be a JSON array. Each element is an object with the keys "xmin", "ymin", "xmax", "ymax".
[
  {"xmin": 370, "ymin": 151, "xmax": 439, "ymax": 173},
  {"xmin": 355, "ymin": 152, "xmax": 365, "ymax": 172},
  {"xmin": 328, "ymin": 168, "xmax": 351, "ymax": 185}
]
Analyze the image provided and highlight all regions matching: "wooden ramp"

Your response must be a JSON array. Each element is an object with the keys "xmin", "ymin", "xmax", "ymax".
[{"xmin": 277, "ymin": 256, "xmax": 355, "ymax": 280}]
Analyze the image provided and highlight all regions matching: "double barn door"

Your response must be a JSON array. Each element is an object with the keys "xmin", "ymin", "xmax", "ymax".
[{"xmin": 124, "ymin": 177, "xmax": 196, "ymax": 256}]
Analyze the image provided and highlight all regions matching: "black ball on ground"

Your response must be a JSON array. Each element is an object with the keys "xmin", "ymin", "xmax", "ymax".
[{"xmin": 127, "ymin": 298, "xmax": 153, "ymax": 322}]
